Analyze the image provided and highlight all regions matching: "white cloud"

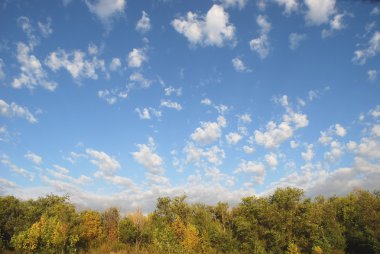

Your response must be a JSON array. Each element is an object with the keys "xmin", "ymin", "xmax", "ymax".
[
  {"xmin": 201, "ymin": 98, "xmax": 212, "ymax": 105},
  {"xmin": 98, "ymin": 88, "xmax": 128, "ymax": 104},
  {"xmin": 335, "ymin": 123, "xmax": 347, "ymax": 137},
  {"xmin": 45, "ymin": 48, "xmax": 106, "ymax": 80},
  {"xmin": 301, "ymin": 144, "xmax": 314, "ymax": 161},
  {"xmin": 372, "ymin": 124, "xmax": 380, "ymax": 137},
  {"xmin": 191, "ymin": 116, "xmax": 226, "ymax": 145},
  {"xmin": 324, "ymin": 141, "xmax": 343, "ymax": 163},
  {"xmin": 160, "ymin": 100, "xmax": 182, "ymax": 111},
  {"xmin": 129, "ymin": 72, "xmax": 151, "ymax": 88},
  {"xmin": 38, "ymin": 17, "xmax": 53, "ymax": 38},
  {"xmin": 265, "ymin": 153, "xmax": 278, "ymax": 168},
  {"xmin": 368, "ymin": 69, "xmax": 377, "ymax": 81},
  {"xmin": 127, "ymin": 48, "xmax": 147, "ymax": 68},
  {"xmin": 235, "ymin": 160, "xmax": 265, "ymax": 184},
  {"xmin": 274, "ymin": 0, "xmax": 299, "ymax": 14},
  {"xmin": 88, "ymin": 43, "xmax": 99, "ymax": 55},
  {"xmin": 136, "ymin": 11, "xmax": 151, "ymax": 33},
  {"xmin": 109, "ymin": 57, "xmax": 121, "ymax": 71},
  {"xmin": 86, "ymin": 148, "xmax": 121, "ymax": 175},
  {"xmin": 232, "ymin": 57, "xmax": 250, "ymax": 72},
  {"xmin": 216, "ymin": 0, "xmax": 247, "ymax": 9},
  {"xmin": 171, "ymin": 4, "xmax": 235, "ymax": 47},
  {"xmin": 184, "ymin": 143, "xmax": 225, "ymax": 167},
  {"xmin": 25, "ymin": 151, "xmax": 42, "ymax": 165},
  {"xmin": 321, "ymin": 13, "xmax": 347, "ymax": 38},
  {"xmin": 254, "ymin": 121, "xmax": 293, "ymax": 149},
  {"xmin": 85, "ymin": 0, "xmax": 126, "ymax": 23},
  {"xmin": 226, "ymin": 132, "xmax": 242, "ymax": 145},
  {"xmin": 290, "ymin": 140, "xmax": 299, "ymax": 148},
  {"xmin": 243, "ymin": 145, "xmax": 255, "ymax": 154},
  {"xmin": 353, "ymin": 31, "xmax": 380, "ymax": 65},
  {"xmin": 0, "ymin": 99, "xmax": 37, "ymax": 123},
  {"xmin": 13, "ymin": 43, "xmax": 57, "ymax": 91},
  {"xmin": 53, "ymin": 164, "xmax": 69, "ymax": 174},
  {"xmin": 289, "ymin": 33, "xmax": 306, "ymax": 50},
  {"xmin": 132, "ymin": 138, "xmax": 164, "ymax": 174},
  {"xmin": 250, "ymin": 15, "xmax": 271, "ymax": 59},
  {"xmin": 1, "ymin": 155, "xmax": 34, "ymax": 181},
  {"xmin": 370, "ymin": 105, "xmax": 380, "ymax": 118},
  {"xmin": 17, "ymin": 16, "xmax": 38, "ymax": 48},
  {"xmin": 164, "ymin": 86, "xmax": 182, "ymax": 96},
  {"xmin": 304, "ymin": 0, "xmax": 336, "ymax": 25},
  {"xmin": 135, "ymin": 107, "xmax": 161, "ymax": 120},
  {"xmin": 238, "ymin": 113, "xmax": 252, "ymax": 123}
]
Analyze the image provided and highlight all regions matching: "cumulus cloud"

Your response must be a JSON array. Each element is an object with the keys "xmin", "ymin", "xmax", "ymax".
[
  {"xmin": 45, "ymin": 47, "xmax": 106, "ymax": 81},
  {"xmin": 136, "ymin": 11, "xmax": 151, "ymax": 33},
  {"xmin": 25, "ymin": 151, "xmax": 43, "ymax": 165},
  {"xmin": 0, "ymin": 59, "xmax": 5, "ymax": 80},
  {"xmin": 250, "ymin": 15, "xmax": 271, "ymax": 59},
  {"xmin": 352, "ymin": 31, "xmax": 380, "ymax": 65},
  {"xmin": 109, "ymin": 57, "xmax": 121, "ymax": 71},
  {"xmin": 127, "ymin": 48, "xmax": 147, "ymax": 68},
  {"xmin": 13, "ymin": 43, "xmax": 57, "ymax": 91},
  {"xmin": 132, "ymin": 138, "xmax": 164, "ymax": 174},
  {"xmin": 172, "ymin": 4, "xmax": 235, "ymax": 47},
  {"xmin": 321, "ymin": 13, "xmax": 348, "ymax": 38},
  {"xmin": 160, "ymin": 100, "xmax": 182, "ymax": 111},
  {"xmin": 185, "ymin": 143, "xmax": 225, "ymax": 166},
  {"xmin": 274, "ymin": 0, "xmax": 299, "ymax": 14},
  {"xmin": 243, "ymin": 145, "xmax": 255, "ymax": 154},
  {"xmin": 301, "ymin": 144, "xmax": 314, "ymax": 161},
  {"xmin": 265, "ymin": 153, "xmax": 278, "ymax": 168},
  {"xmin": 225, "ymin": 132, "xmax": 242, "ymax": 145},
  {"xmin": 86, "ymin": 148, "xmax": 121, "ymax": 175},
  {"xmin": 304, "ymin": 0, "xmax": 336, "ymax": 25},
  {"xmin": 98, "ymin": 88, "xmax": 128, "ymax": 104},
  {"xmin": 191, "ymin": 116, "xmax": 226, "ymax": 145},
  {"xmin": 232, "ymin": 57, "xmax": 250, "ymax": 72},
  {"xmin": 235, "ymin": 160, "xmax": 265, "ymax": 184},
  {"xmin": 85, "ymin": 0, "xmax": 126, "ymax": 24},
  {"xmin": 335, "ymin": 123, "xmax": 347, "ymax": 137},
  {"xmin": 128, "ymin": 72, "xmax": 151, "ymax": 88},
  {"xmin": 164, "ymin": 86, "xmax": 182, "ymax": 96},
  {"xmin": 135, "ymin": 107, "xmax": 161, "ymax": 120},
  {"xmin": 368, "ymin": 69, "xmax": 377, "ymax": 81},
  {"xmin": 289, "ymin": 33, "xmax": 306, "ymax": 50},
  {"xmin": 0, "ymin": 99, "xmax": 37, "ymax": 123}
]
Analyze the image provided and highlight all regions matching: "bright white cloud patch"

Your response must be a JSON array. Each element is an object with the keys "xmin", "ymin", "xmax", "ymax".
[
  {"xmin": 304, "ymin": 0, "xmax": 336, "ymax": 25},
  {"xmin": 0, "ymin": 99, "xmax": 37, "ymax": 123},
  {"xmin": 86, "ymin": 148, "xmax": 121, "ymax": 175},
  {"xmin": 128, "ymin": 48, "xmax": 147, "ymax": 68},
  {"xmin": 226, "ymin": 132, "xmax": 242, "ymax": 145},
  {"xmin": 353, "ymin": 31, "xmax": 380, "ymax": 65},
  {"xmin": 136, "ymin": 11, "xmax": 151, "ymax": 33},
  {"xmin": 235, "ymin": 160, "xmax": 265, "ymax": 184},
  {"xmin": 109, "ymin": 57, "xmax": 121, "ymax": 71},
  {"xmin": 274, "ymin": 0, "xmax": 299, "ymax": 14},
  {"xmin": 301, "ymin": 144, "xmax": 314, "ymax": 161},
  {"xmin": 13, "ymin": 43, "xmax": 57, "ymax": 91},
  {"xmin": 191, "ymin": 116, "xmax": 226, "ymax": 145},
  {"xmin": 132, "ymin": 138, "xmax": 164, "ymax": 174},
  {"xmin": 335, "ymin": 124, "xmax": 347, "ymax": 137},
  {"xmin": 216, "ymin": 0, "xmax": 247, "ymax": 9},
  {"xmin": 250, "ymin": 15, "xmax": 271, "ymax": 59},
  {"xmin": 322, "ymin": 13, "xmax": 347, "ymax": 38},
  {"xmin": 265, "ymin": 153, "xmax": 278, "ymax": 168},
  {"xmin": 160, "ymin": 100, "xmax": 182, "ymax": 111},
  {"xmin": 135, "ymin": 107, "xmax": 161, "ymax": 120},
  {"xmin": 172, "ymin": 4, "xmax": 235, "ymax": 47},
  {"xmin": 129, "ymin": 72, "xmax": 151, "ymax": 88},
  {"xmin": 25, "ymin": 151, "xmax": 43, "ymax": 165},
  {"xmin": 45, "ymin": 48, "xmax": 106, "ymax": 80},
  {"xmin": 85, "ymin": 0, "xmax": 126, "ymax": 23},
  {"xmin": 232, "ymin": 57, "xmax": 250, "ymax": 72},
  {"xmin": 289, "ymin": 33, "xmax": 306, "ymax": 50}
]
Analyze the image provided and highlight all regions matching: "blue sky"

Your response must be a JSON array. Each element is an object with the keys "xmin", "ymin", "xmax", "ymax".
[{"xmin": 1, "ymin": 0, "xmax": 380, "ymax": 212}]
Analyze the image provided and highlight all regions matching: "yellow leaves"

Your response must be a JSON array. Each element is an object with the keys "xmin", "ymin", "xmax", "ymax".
[
  {"xmin": 172, "ymin": 216, "xmax": 200, "ymax": 253},
  {"xmin": 312, "ymin": 245, "xmax": 323, "ymax": 254},
  {"xmin": 80, "ymin": 210, "xmax": 103, "ymax": 242}
]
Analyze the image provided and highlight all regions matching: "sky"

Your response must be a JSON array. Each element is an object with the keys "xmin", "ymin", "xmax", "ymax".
[{"xmin": 0, "ymin": 0, "xmax": 380, "ymax": 213}]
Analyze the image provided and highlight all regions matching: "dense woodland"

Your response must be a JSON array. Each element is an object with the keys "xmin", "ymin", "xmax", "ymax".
[{"xmin": 0, "ymin": 188, "xmax": 379, "ymax": 254}]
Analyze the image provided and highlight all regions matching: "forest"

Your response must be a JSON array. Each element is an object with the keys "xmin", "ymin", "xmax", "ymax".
[{"xmin": 0, "ymin": 187, "xmax": 379, "ymax": 254}]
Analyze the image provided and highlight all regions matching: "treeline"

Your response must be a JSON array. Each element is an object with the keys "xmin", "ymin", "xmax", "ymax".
[{"xmin": 0, "ymin": 188, "xmax": 379, "ymax": 254}]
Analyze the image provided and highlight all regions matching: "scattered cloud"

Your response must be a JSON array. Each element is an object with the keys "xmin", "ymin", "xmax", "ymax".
[
  {"xmin": 164, "ymin": 86, "xmax": 182, "ymax": 96},
  {"xmin": 25, "ymin": 151, "xmax": 43, "ymax": 165},
  {"xmin": 232, "ymin": 57, "xmax": 251, "ymax": 72},
  {"xmin": 172, "ymin": 4, "xmax": 235, "ymax": 47},
  {"xmin": 215, "ymin": 0, "xmax": 247, "ymax": 9},
  {"xmin": 250, "ymin": 15, "xmax": 271, "ymax": 59},
  {"xmin": 98, "ymin": 88, "xmax": 128, "ymax": 104},
  {"xmin": 135, "ymin": 107, "xmax": 162, "ymax": 120},
  {"xmin": 160, "ymin": 100, "xmax": 183, "ymax": 111},
  {"xmin": 85, "ymin": 0, "xmax": 126, "ymax": 24},
  {"xmin": 128, "ymin": 72, "xmax": 151, "ymax": 88},
  {"xmin": 13, "ymin": 43, "xmax": 57, "ymax": 91},
  {"xmin": 301, "ymin": 144, "xmax": 314, "ymax": 161},
  {"xmin": 86, "ymin": 148, "xmax": 121, "ymax": 175},
  {"xmin": 0, "ymin": 99, "xmax": 38, "ymax": 123},
  {"xmin": 289, "ymin": 33, "xmax": 306, "ymax": 50},
  {"xmin": 127, "ymin": 48, "xmax": 147, "ymax": 68},
  {"xmin": 1, "ymin": 155, "xmax": 34, "ymax": 181},
  {"xmin": 132, "ymin": 138, "xmax": 164, "ymax": 174},
  {"xmin": 353, "ymin": 31, "xmax": 380, "ymax": 65},
  {"xmin": 38, "ymin": 17, "xmax": 53, "ymax": 38},
  {"xmin": 191, "ymin": 116, "xmax": 226, "ymax": 145},
  {"xmin": 226, "ymin": 132, "xmax": 242, "ymax": 145},
  {"xmin": 274, "ymin": 0, "xmax": 299, "ymax": 15},
  {"xmin": 304, "ymin": 0, "xmax": 336, "ymax": 25},
  {"xmin": 136, "ymin": 11, "xmax": 151, "ymax": 33},
  {"xmin": 235, "ymin": 160, "xmax": 265, "ymax": 184},
  {"xmin": 322, "ymin": 13, "xmax": 348, "ymax": 38},
  {"xmin": 368, "ymin": 69, "xmax": 377, "ymax": 81},
  {"xmin": 265, "ymin": 152, "xmax": 278, "ymax": 168}
]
